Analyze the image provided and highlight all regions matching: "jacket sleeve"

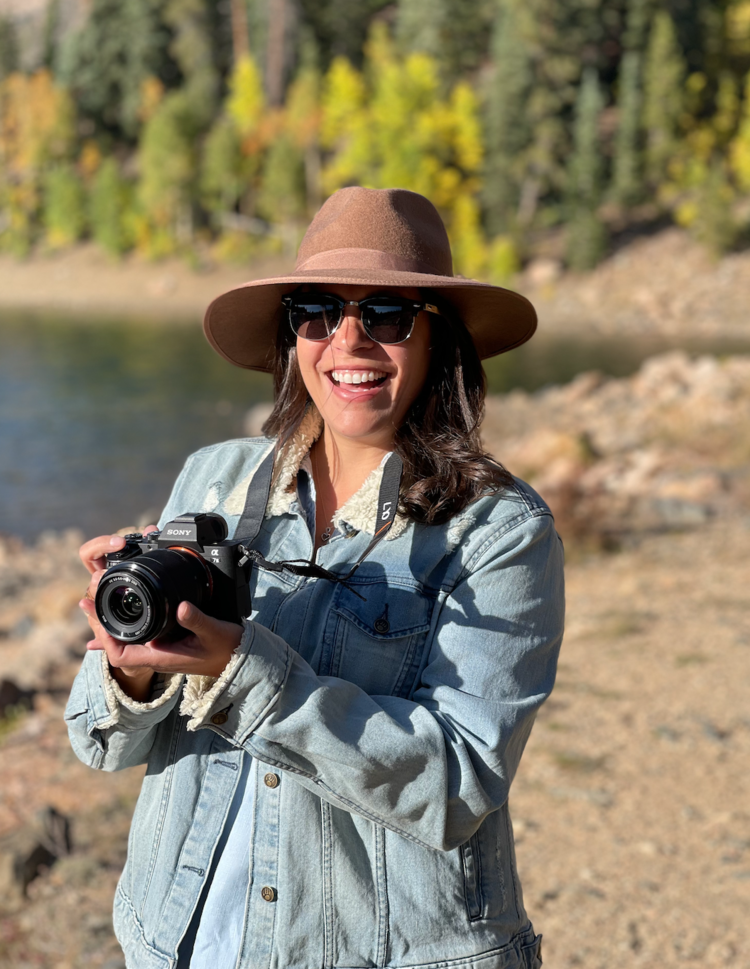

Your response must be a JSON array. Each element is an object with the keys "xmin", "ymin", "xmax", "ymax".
[
  {"xmin": 180, "ymin": 510, "xmax": 565, "ymax": 852},
  {"xmin": 64, "ymin": 649, "xmax": 184, "ymax": 771}
]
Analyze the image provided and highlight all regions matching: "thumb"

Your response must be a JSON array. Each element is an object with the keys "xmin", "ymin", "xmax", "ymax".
[{"xmin": 177, "ymin": 601, "xmax": 212, "ymax": 633}]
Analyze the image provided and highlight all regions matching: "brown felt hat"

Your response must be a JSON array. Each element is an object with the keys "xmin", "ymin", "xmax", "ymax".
[{"xmin": 204, "ymin": 187, "xmax": 537, "ymax": 371}]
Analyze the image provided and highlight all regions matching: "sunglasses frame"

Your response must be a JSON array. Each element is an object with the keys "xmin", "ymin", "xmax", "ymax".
[{"xmin": 282, "ymin": 292, "xmax": 441, "ymax": 345}]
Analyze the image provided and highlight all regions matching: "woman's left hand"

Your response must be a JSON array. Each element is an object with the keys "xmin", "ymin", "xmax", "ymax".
[{"xmin": 80, "ymin": 595, "xmax": 243, "ymax": 679}]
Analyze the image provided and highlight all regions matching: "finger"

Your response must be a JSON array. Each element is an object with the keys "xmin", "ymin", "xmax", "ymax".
[
  {"xmin": 79, "ymin": 534, "xmax": 125, "ymax": 574},
  {"xmin": 84, "ymin": 569, "xmax": 105, "ymax": 600},
  {"xmin": 142, "ymin": 524, "xmax": 159, "ymax": 535}
]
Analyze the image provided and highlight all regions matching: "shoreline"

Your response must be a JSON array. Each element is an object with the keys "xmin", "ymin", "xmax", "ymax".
[
  {"xmin": 1, "ymin": 228, "xmax": 750, "ymax": 342},
  {"xmin": 0, "ymin": 245, "xmax": 294, "ymax": 325}
]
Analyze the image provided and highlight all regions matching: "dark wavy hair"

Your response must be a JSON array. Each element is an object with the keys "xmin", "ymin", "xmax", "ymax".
[{"xmin": 262, "ymin": 291, "xmax": 514, "ymax": 525}]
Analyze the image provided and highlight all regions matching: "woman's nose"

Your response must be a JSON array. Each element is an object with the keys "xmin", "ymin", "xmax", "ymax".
[{"xmin": 332, "ymin": 308, "xmax": 373, "ymax": 350}]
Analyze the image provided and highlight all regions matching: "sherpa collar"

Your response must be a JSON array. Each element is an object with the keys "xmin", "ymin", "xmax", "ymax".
[{"xmin": 262, "ymin": 406, "xmax": 408, "ymax": 539}]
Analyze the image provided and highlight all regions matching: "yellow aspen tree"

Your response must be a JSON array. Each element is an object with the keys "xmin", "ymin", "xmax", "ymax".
[
  {"xmin": 730, "ymin": 72, "xmax": 750, "ymax": 191},
  {"xmin": 320, "ymin": 57, "xmax": 369, "ymax": 193},
  {"xmin": 0, "ymin": 69, "xmax": 75, "ymax": 253}
]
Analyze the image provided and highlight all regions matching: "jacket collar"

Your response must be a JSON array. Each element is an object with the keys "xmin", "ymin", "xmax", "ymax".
[{"xmin": 264, "ymin": 406, "xmax": 408, "ymax": 539}]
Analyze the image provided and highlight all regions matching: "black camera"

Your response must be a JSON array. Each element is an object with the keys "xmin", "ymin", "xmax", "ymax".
[{"xmin": 95, "ymin": 513, "xmax": 251, "ymax": 645}]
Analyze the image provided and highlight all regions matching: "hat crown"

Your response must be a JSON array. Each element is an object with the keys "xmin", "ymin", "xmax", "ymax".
[{"xmin": 295, "ymin": 187, "xmax": 453, "ymax": 278}]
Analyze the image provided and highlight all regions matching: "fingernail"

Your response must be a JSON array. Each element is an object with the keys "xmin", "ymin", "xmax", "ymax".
[{"xmin": 110, "ymin": 536, "xmax": 124, "ymax": 546}]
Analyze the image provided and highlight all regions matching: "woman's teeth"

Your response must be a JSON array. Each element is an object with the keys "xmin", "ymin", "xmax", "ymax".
[{"xmin": 330, "ymin": 370, "xmax": 387, "ymax": 386}]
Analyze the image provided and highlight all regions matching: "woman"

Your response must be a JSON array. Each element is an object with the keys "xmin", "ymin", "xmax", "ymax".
[{"xmin": 68, "ymin": 187, "xmax": 564, "ymax": 969}]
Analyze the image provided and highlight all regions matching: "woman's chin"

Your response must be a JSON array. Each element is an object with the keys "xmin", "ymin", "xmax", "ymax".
[{"xmin": 320, "ymin": 408, "xmax": 395, "ymax": 445}]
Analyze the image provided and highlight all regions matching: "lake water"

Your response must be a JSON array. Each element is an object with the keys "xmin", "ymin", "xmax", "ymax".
[{"xmin": 2, "ymin": 309, "xmax": 749, "ymax": 542}]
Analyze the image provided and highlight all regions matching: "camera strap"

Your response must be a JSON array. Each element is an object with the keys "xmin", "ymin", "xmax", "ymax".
[
  {"xmin": 236, "ymin": 450, "xmax": 403, "ymax": 600},
  {"xmin": 234, "ymin": 445, "xmax": 276, "ymax": 547}
]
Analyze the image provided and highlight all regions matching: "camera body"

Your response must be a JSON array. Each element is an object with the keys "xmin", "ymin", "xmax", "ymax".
[{"xmin": 95, "ymin": 513, "xmax": 251, "ymax": 645}]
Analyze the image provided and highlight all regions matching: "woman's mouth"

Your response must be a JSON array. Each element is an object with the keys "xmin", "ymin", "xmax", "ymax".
[{"xmin": 328, "ymin": 369, "xmax": 389, "ymax": 391}]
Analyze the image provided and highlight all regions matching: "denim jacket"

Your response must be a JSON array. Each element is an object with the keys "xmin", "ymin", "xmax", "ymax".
[{"xmin": 65, "ymin": 408, "xmax": 565, "ymax": 969}]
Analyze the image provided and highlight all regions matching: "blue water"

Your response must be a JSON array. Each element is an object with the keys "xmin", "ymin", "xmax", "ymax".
[{"xmin": 1, "ymin": 309, "xmax": 748, "ymax": 542}]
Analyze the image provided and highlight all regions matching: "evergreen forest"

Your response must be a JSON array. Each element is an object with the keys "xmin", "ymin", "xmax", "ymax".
[{"xmin": 1, "ymin": 0, "xmax": 750, "ymax": 278}]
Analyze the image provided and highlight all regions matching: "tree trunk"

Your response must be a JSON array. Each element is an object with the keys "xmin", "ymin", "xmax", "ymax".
[
  {"xmin": 231, "ymin": 0, "xmax": 249, "ymax": 64},
  {"xmin": 266, "ymin": 0, "xmax": 287, "ymax": 106}
]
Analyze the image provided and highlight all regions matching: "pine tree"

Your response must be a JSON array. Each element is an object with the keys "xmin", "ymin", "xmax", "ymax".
[
  {"xmin": 200, "ymin": 117, "xmax": 246, "ymax": 218},
  {"xmin": 643, "ymin": 11, "xmax": 686, "ymax": 187},
  {"xmin": 90, "ymin": 157, "xmax": 134, "ymax": 256},
  {"xmin": 394, "ymin": 0, "xmax": 449, "ymax": 64},
  {"xmin": 0, "ymin": 16, "xmax": 18, "ymax": 81},
  {"xmin": 482, "ymin": 0, "xmax": 533, "ymax": 236},
  {"xmin": 296, "ymin": 0, "xmax": 391, "ymax": 67},
  {"xmin": 137, "ymin": 91, "xmax": 198, "ymax": 254},
  {"xmin": 611, "ymin": 0, "xmax": 650, "ymax": 208},
  {"xmin": 257, "ymin": 134, "xmax": 306, "ymax": 227},
  {"xmin": 163, "ymin": 0, "xmax": 220, "ymax": 129},
  {"xmin": 730, "ymin": 70, "xmax": 750, "ymax": 191},
  {"xmin": 58, "ymin": 0, "xmax": 172, "ymax": 140},
  {"xmin": 565, "ymin": 68, "xmax": 607, "ymax": 270},
  {"xmin": 395, "ymin": 0, "xmax": 495, "ymax": 81},
  {"xmin": 43, "ymin": 164, "xmax": 86, "ymax": 249}
]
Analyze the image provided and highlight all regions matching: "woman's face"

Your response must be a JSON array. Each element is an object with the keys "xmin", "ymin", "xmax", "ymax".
[{"xmin": 295, "ymin": 284, "xmax": 432, "ymax": 448}]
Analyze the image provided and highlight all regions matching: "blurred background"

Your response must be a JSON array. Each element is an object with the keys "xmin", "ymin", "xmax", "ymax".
[{"xmin": 0, "ymin": 1, "xmax": 749, "ymax": 967}]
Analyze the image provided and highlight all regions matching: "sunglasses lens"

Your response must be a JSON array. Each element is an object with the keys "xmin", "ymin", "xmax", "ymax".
[
  {"xmin": 289, "ymin": 299, "xmax": 342, "ymax": 340},
  {"xmin": 362, "ymin": 302, "xmax": 414, "ymax": 344}
]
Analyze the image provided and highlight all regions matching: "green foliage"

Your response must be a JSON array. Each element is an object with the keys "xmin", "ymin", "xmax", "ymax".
[
  {"xmin": 89, "ymin": 157, "xmax": 135, "ymax": 256},
  {"xmin": 677, "ymin": 161, "xmax": 737, "ymax": 255},
  {"xmin": 163, "ymin": 0, "xmax": 220, "ymax": 128},
  {"xmin": 0, "ymin": 16, "xmax": 19, "ymax": 81},
  {"xmin": 0, "ymin": 69, "xmax": 77, "ymax": 255},
  {"xmin": 137, "ymin": 90, "xmax": 199, "ymax": 255},
  {"xmin": 257, "ymin": 135, "xmax": 306, "ymax": 225},
  {"xmin": 566, "ymin": 69, "xmax": 607, "ymax": 270},
  {"xmin": 611, "ymin": 50, "xmax": 642, "ymax": 206},
  {"xmin": 6, "ymin": 2, "xmax": 750, "ymax": 268},
  {"xmin": 297, "ymin": 0, "xmax": 392, "ymax": 69},
  {"xmin": 643, "ymin": 11, "xmax": 686, "ymax": 186},
  {"xmin": 200, "ymin": 117, "xmax": 246, "ymax": 217},
  {"xmin": 59, "ymin": 0, "xmax": 172, "ymax": 140},
  {"xmin": 43, "ymin": 164, "xmax": 87, "ymax": 248},
  {"xmin": 395, "ymin": 0, "xmax": 495, "ymax": 81},
  {"xmin": 482, "ymin": 0, "xmax": 533, "ymax": 235},
  {"xmin": 611, "ymin": 0, "xmax": 650, "ymax": 209}
]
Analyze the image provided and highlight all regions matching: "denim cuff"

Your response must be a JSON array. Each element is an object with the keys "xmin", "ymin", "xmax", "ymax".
[
  {"xmin": 179, "ymin": 620, "xmax": 290, "ymax": 736},
  {"xmin": 98, "ymin": 651, "xmax": 184, "ymax": 728}
]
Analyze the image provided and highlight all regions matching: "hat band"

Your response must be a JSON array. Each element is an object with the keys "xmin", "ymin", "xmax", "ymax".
[{"xmin": 295, "ymin": 247, "xmax": 452, "ymax": 277}]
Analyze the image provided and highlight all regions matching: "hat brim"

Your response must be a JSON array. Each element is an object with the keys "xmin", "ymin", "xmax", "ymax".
[{"xmin": 203, "ymin": 268, "xmax": 537, "ymax": 372}]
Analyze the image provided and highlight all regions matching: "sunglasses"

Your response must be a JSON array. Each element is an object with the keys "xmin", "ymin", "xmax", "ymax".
[{"xmin": 282, "ymin": 292, "xmax": 440, "ymax": 345}]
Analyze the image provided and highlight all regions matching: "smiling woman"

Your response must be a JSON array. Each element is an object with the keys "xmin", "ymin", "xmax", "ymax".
[{"xmin": 67, "ymin": 187, "xmax": 564, "ymax": 969}]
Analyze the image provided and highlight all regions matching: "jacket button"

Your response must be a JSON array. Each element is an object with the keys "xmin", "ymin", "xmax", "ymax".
[
  {"xmin": 261, "ymin": 886, "xmax": 277, "ymax": 902},
  {"xmin": 264, "ymin": 772, "xmax": 280, "ymax": 789},
  {"xmin": 211, "ymin": 712, "xmax": 228, "ymax": 725},
  {"xmin": 374, "ymin": 618, "xmax": 390, "ymax": 634}
]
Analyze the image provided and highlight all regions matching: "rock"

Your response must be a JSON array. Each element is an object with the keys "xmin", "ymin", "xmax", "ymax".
[
  {"xmin": 481, "ymin": 351, "xmax": 750, "ymax": 545},
  {"xmin": 0, "ymin": 678, "xmax": 34, "ymax": 718},
  {"xmin": 525, "ymin": 258, "xmax": 563, "ymax": 288},
  {"xmin": 0, "ymin": 807, "xmax": 71, "ymax": 899}
]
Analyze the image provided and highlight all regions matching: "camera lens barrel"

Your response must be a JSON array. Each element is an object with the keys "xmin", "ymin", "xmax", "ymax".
[{"xmin": 95, "ymin": 548, "xmax": 212, "ymax": 644}]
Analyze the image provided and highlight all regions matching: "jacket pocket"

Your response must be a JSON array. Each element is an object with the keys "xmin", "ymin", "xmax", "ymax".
[
  {"xmin": 329, "ymin": 580, "xmax": 433, "ymax": 697},
  {"xmin": 460, "ymin": 831, "xmax": 485, "ymax": 921}
]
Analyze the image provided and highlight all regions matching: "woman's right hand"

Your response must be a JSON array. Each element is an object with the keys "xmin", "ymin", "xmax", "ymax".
[{"xmin": 78, "ymin": 528, "xmax": 159, "ymax": 701}]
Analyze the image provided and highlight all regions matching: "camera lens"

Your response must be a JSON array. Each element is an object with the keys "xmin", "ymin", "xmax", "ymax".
[
  {"xmin": 95, "ymin": 548, "xmax": 212, "ymax": 644},
  {"xmin": 109, "ymin": 587, "xmax": 145, "ymax": 624}
]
